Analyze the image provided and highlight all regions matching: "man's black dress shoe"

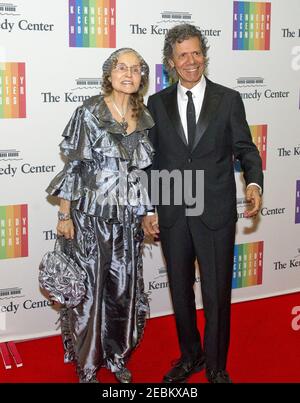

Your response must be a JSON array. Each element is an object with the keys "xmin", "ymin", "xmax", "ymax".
[
  {"xmin": 163, "ymin": 356, "xmax": 206, "ymax": 383},
  {"xmin": 206, "ymin": 368, "xmax": 232, "ymax": 383}
]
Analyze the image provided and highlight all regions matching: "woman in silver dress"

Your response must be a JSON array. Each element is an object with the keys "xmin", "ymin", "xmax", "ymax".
[{"xmin": 46, "ymin": 48, "xmax": 154, "ymax": 383}]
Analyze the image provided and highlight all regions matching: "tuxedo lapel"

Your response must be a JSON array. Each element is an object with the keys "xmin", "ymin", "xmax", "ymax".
[
  {"xmin": 161, "ymin": 84, "xmax": 188, "ymax": 147},
  {"xmin": 192, "ymin": 78, "xmax": 224, "ymax": 152}
]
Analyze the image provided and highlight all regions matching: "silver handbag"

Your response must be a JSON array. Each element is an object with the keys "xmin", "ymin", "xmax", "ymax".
[{"xmin": 39, "ymin": 237, "xmax": 86, "ymax": 308}]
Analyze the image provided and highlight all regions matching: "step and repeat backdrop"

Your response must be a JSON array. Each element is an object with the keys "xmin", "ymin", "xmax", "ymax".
[{"xmin": 0, "ymin": 0, "xmax": 300, "ymax": 342}]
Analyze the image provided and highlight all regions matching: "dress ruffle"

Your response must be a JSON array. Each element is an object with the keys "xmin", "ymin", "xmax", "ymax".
[
  {"xmin": 92, "ymin": 128, "xmax": 154, "ymax": 169},
  {"xmin": 46, "ymin": 95, "xmax": 155, "ymax": 218},
  {"xmin": 60, "ymin": 107, "xmax": 94, "ymax": 161},
  {"xmin": 46, "ymin": 160, "xmax": 84, "ymax": 201}
]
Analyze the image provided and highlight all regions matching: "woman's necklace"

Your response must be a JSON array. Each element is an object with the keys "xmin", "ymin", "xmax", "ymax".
[{"xmin": 110, "ymin": 97, "xmax": 129, "ymax": 133}]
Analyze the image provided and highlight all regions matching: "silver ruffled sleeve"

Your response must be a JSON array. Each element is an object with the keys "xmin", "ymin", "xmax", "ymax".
[
  {"xmin": 46, "ymin": 106, "xmax": 90, "ymax": 201},
  {"xmin": 46, "ymin": 160, "xmax": 83, "ymax": 201}
]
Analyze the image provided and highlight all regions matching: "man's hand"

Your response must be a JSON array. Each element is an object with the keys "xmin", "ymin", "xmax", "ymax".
[
  {"xmin": 244, "ymin": 185, "xmax": 262, "ymax": 218},
  {"xmin": 142, "ymin": 214, "xmax": 160, "ymax": 237}
]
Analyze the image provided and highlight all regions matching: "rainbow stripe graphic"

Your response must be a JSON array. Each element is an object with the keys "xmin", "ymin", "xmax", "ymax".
[
  {"xmin": 235, "ymin": 124, "xmax": 267, "ymax": 172},
  {"xmin": 69, "ymin": 0, "xmax": 116, "ymax": 48},
  {"xmin": 250, "ymin": 124, "xmax": 267, "ymax": 170},
  {"xmin": 232, "ymin": 241, "xmax": 263, "ymax": 289},
  {"xmin": 155, "ymin": 64, "xmax": 176, "ymax": 92},
  {"xmin": 0, "ymin": 63, "xmax": 26, "ymax": 119},
  {"xmin": 296, "ymin": 180, "xmax": 300, "ymax": 224},
  {"xmin": 233, "ymin": 1, "xmax": 271, "ymax": 50},
  {"xmin": 0, "ymin": 205, "xmax": 28, "ymax": 259}
]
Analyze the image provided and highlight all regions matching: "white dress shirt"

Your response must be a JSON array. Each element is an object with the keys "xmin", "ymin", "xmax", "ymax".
[{"xmin": 177, "ymin": 75, "xmax": 206, "ymax": 143}]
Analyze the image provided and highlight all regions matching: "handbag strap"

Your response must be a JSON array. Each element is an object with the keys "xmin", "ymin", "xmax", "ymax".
[{"xmin": 55, "ymin": 236, "xmax": 75, "ymax": 259}]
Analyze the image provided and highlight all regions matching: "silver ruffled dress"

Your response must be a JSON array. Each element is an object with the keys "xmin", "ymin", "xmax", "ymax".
[{"xmin": 46, "ymin": 95, "xmax": 155, "ymax": 381}]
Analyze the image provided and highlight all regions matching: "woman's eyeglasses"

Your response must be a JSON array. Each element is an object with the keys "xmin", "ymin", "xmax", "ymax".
[{"xmin": 113, "ymin": 63, "xmax": 146, "ymax": 76}]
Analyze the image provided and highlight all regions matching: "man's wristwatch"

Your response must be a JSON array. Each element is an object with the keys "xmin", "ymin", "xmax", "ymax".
[{"xmin": 58, "ymin": 211, "xmax": 71, "ymax": 221}]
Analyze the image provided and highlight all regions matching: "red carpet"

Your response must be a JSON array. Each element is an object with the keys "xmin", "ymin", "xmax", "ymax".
[{"xmin": 0, "ymin": 292, "xmax": 299, "ymax": 383}]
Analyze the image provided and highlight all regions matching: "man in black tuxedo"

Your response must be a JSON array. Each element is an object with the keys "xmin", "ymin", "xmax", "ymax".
[{"xmin": 142, "ymin": 24, "xmax": 263, "ymax": 383}]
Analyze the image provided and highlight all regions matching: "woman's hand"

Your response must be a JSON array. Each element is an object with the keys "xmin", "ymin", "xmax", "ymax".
[
  {"xmin": 142, "ymin": 214, "xmax": 160, "ymax": 237},
  {"xmin": 57, "ymin": 219, "xmax": 75, "ymax": 239}
]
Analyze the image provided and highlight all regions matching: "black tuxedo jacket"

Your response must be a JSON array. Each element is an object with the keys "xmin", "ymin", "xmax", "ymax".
[{"xmin": 146, "ymin": 77, "xmax": 263, "ymax": 230}]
